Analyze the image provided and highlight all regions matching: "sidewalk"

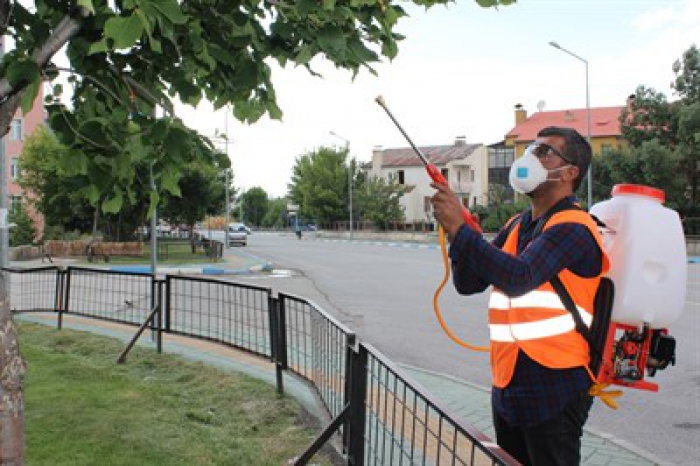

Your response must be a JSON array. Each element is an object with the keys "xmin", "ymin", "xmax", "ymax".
[{"xmin": 16, "ymin": 313, "xmax": 665, "ymax": 466}]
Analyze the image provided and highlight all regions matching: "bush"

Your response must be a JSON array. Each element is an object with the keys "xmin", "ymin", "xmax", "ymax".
[
  {"xmin": 9, "ymin": 203, "xmax": 36, "ymax": 246},
  {"xmin": 475, "ymin": 198, "xmax": 530, "ymax": 233}
]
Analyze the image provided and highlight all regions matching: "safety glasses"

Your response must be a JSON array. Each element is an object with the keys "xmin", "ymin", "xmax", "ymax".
[{"xmin": 530, "ymin": 142, "xmax": 576, "ymax": 165}]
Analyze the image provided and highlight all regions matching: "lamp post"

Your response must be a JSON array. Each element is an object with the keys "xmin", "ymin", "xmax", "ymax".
[
  {"xmin": 549, "ymin": 40, "xmax": 592, "ymax": 209},
  {"xmin": 329, "ymin": 131, "xmax": 353, "ymax": 239}
]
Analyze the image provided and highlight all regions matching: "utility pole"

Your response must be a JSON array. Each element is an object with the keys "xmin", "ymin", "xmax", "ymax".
[
  {"xmin": 224, "ymin": 108, "xmax": 230, "ymax": 249},
  {"xmin": 149, "ymin": 162, "xmax": 157, "ymax": 275}
]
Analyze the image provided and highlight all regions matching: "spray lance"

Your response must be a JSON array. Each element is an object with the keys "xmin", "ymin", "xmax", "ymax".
[{"xmin": 375, "ymin": 95, "xmax": 489, "ymax": 352}]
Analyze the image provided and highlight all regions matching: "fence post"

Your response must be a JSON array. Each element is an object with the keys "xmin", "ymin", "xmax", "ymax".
[
  {"xmin": 164, "ymin": 276, "xmax": 171, "ymax": 332},
  {"xmin": 60, "ymin": 268, "xmax": 71, "ymax": 330},
  {"xmin": 156, "ymin": 280, "xmax": 163, "ymax": 354},
  {"xmin": 347, "ymin": 344, "xmax": 368, "ymax": 466},
  {"xmin": 274, "ymin": 294, "xmax": 289, "ymax": 395},
  {"xmin": 343, "ymin": 333, "xmax": 357, "ymax": 452}
]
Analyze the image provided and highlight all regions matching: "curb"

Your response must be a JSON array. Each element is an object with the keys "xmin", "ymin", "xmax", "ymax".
[{"xmin": 108, "ymin": 248, "xmax": 273, "ymax": 275}]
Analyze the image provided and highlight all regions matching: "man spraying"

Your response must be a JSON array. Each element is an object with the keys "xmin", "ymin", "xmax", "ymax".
[{"xmin": 431, "ymin": 126, "xmax": 609, "ymax": 466}]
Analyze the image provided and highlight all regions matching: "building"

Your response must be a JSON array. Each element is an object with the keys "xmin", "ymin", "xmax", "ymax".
[
  {"xmin": 1, "ymin": 36, "xmax": 46, "ymax": 234},
  {"xmin": 488, "ymin": 104, "xmax": 627, "ymax": 200},
  {"xmin": 505, "ymin": 104, "xmax": 626, "ymax": 156},
  {"xmin": 364, "ymin": 137, "xmax": 489, "ymax": 223}
]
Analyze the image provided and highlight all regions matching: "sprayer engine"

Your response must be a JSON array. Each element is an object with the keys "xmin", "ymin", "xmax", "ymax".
[{"xmin": 600, "ymin": 323, "xmax": 676, "ymax": 392}]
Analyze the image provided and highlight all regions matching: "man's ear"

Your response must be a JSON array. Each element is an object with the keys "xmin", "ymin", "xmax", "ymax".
[{"xmin": 565, "ymin": 165, "xmax": 580, "ymax": 183}]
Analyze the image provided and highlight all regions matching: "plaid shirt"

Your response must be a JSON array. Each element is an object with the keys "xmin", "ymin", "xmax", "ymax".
[{"xmin": 449, "ymin": 197, "xmax": 602, "ymax": 426}]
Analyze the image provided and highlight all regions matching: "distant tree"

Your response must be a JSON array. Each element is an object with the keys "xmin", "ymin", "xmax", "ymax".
[
  {"xmin": 19, "ymin": 126, "xmax": 95, "ymax": 235},
  {"xmin": 161, "ymin": 162, "xmax": 230, "ymax": 251},
  {"xmin": 355, "ymin": 175, "xmax": 411, "ymax": 230},
  {"xmin": 288, "ymin": 146, "xmax": 351, "ymax": 224},
  {"xmin": 240, "ymin": 187, "xmax": 268, "ymax": 227},
  {"xmin": 8, "ymin": 203, "xmax": 35, "ymax": 247},
  {"xmin": 620, "ymin": 44, "xmax": 700, "ymax": 215},
  {"xmin": 262, "ymin": 198, "xmax": 288, "ymax": 228}
]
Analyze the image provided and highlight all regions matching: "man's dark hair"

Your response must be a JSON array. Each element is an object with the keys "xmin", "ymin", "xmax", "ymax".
[{"xmin": 537, "ymin": 126, "xmax": 592, "ymax": 191}]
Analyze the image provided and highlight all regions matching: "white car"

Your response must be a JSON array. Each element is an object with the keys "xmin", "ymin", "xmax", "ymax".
[
  {"xmin": 229, "ymin": 222, "xmax": 252, "ymax": 235},
  {"xmin": 227, "ymin": 225, "xmax": 247, "ymax": 246}
]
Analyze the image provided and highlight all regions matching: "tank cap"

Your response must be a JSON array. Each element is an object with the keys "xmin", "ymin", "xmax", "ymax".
[{"xmin": 612, "ymin": 184, "xmax": 665, "ymax": 203}]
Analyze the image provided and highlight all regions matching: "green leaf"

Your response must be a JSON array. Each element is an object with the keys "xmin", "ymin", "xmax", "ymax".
[
  {"xmin": 104, "ymin": 15, "xmax": 144, "ymax": 50},
  {"xmin": 294, "ymin": 45, "xmax": 314, "ymax": 65},
  {"xmin": 150, "ymin": 0, "xmax": 188, "ymax": 25},
  {"xmin": 102, "ymin": 190, "xmax": 124, "ymax": 213},
  {"xmin": 6, "ymin": 59, "xmax": 40, "ymax": 87},
  {"xmin": 88, "ymin": 39, "xmax": 109, "ymax": 55},
  {"xmin": 317, "ymin": 25, "xmax": 346, "ymax": 56},
  {"xmin": 77, "ymin": 0, "xmax": 95, "ymax": 15},
  {"xmin": 162, "ymin": 168, "xmax": 182, "ymax": 197},
  {"xmin": 83, "ymin": 184, "xmax": 100, "ymax": 205},
  {"xmin": 20, "ymin": 78, "xmax": 40, "ymax": 114}
]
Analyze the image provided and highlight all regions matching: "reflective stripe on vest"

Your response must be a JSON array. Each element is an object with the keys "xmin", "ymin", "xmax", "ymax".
[{"xmin": 489, "ymin": 290, "xmax": 592, "ymax": 323}]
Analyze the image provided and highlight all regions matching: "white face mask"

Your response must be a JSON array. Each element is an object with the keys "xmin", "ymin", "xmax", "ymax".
[{"xmin": 509, "ymin": 145, "xmax": 572, "ymax": 194}]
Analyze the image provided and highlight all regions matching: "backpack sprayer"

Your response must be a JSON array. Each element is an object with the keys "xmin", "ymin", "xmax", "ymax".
[{"xmin": 374, "ymin": 95, "xmax": 489, "ymax": 351}]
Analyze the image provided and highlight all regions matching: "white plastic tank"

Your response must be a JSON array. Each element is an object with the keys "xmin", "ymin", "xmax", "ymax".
[{"xmin": 590, "ymin": 184, "xmax": 687, "ymax": 328}]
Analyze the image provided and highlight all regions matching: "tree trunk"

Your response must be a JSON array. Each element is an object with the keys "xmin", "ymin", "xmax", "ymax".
[
  {"xmin": 190, "ymin": 224, "xmax": 196, "ymax": 254},
  {"xmin": 0, "ymin": 278, "xmax": 27, "ymax": 464},
  {"xmin": 91, "ymin": 208, "xmax": 100, "ymax": 241}
]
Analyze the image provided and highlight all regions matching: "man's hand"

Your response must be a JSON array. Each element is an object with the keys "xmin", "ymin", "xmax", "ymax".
[{"xmin": 430, "ymin": 182, "xmax": 466, "ymax": 241}]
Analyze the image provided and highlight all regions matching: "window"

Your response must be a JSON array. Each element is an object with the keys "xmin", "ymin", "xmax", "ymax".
[
  {"xmin": 462, "ymin": 197, "xmax": 470, "ymax": 208},
  {"xmin": 470, "ymin": 169, "xmax": 475, "ymax": 182},
  {"xmin": 424, "ymin": 196, "xmax": 432, "ymax": 213},
  {"xmin": 397, "ymin": 170, "xmax": 405, "ymax": 184},
  {"xmin": 601, "ymin": 144, "xmax": 614, "ymax": 154},
  {"xmin": 441, "ymin": 168, "xmax": 449, "ymax": 180},
  {"xmin": 10, "ymin": 119, "xmax": 23, "ymax": 141},
  {"xmin": 10, "ymin": 157, "xmax": 20, "ymax": 180}
]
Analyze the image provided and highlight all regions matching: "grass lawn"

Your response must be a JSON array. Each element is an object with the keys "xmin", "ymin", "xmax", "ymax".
[
  {"xmin": 81, "ymin": 241, "xmax": 223, "ymax": 266},
  {"xmin": 19, "ymin": 322, "xmax": 336, "ymax": 465}
]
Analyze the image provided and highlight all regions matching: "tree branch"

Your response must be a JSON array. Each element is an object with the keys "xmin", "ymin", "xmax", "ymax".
[{"xmin": 0, "ymin": 6, "xmax": 91, "ymax": 103}]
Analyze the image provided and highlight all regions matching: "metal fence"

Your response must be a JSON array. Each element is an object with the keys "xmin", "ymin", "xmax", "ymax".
[
  {"xmin": 165, "ymin": 275, "xmax": 273, "ymax": 357},
  {"xmin": 4, "ymin": 266, "xmax": 517, "ymax": 466}
]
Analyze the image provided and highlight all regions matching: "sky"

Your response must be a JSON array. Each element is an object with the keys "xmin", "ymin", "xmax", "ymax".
[{"xmin": 175, "ymin": 0, "xmax": 698, "ymax": 198}]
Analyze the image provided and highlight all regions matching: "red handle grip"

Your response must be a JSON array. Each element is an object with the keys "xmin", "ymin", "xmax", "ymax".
[{"xmin": 427, "ymin": 164, "xmax": 482, "ymax": 233}]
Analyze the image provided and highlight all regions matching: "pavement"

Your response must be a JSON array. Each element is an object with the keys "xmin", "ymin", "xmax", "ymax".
[{"xmin": 10, "ymin": 236, "xmax": 684, "ymax": 465}]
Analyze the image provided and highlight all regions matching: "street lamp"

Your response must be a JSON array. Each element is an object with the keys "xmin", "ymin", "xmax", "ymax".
[
  {"xmin": 549, "ymin": 40, "xmax": 592, "ymax": 210},
  {"xmin": 329, "ymin": 131, "xmax": 353, "ymax": 239}
]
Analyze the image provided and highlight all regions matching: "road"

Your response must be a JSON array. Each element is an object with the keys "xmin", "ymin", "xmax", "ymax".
[{"xmin": 232, "ymin": 232, "xmax": 700, "ymax": 466}]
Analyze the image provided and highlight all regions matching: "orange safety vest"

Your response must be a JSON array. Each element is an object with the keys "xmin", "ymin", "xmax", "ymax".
[{"xmin": 488, "ymin": 209, "xmax": 610, "ymax": 388}]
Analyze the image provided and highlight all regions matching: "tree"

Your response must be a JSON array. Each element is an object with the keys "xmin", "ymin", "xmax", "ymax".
[
  {"xmin": 355, "ymin": 174, "xmax": 411, "ymax": 230},
  {"xmin": 620, "ymin": 44, "xmax": 700, "ymax": 215},
  {"xmin": 160, "ymin": 161, "xmax": 229, "ymax": 251},
  {"xmin": 0, "ymin": 0, "xmax": 515, "ymax": 460},
  {"xmin": 240, "ymin": 187, "xmax": 268, "ymax": 227},
  {"xmin": 8, "ymin": 203, "xmax": 35, "ymax": 247},
  {"xmin": 262, "ymin": 198, "xmax": 288, "ymax": 228},
  {"xmin": 288, "ymin": 146, "xmax": 351, "ymax": 224},
  {"xmin": 19, "ymin": 126, "xmax": 100, "ymax": 236},
  {"xmin": 591, "ymin": 142, "xmax": 685, "ymax": 209}
]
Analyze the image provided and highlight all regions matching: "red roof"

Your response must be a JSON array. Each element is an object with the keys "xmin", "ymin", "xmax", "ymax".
[{"xmin": 506, "ymin": 107, "xmax": 624, "ymax": 142}]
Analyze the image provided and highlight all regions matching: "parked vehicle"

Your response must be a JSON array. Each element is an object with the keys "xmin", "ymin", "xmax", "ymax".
[
  {"xmin": 229, "ymin": 222, "xmax": 252, "ymax": 235},
  {"xmin": 227, "ymin": 224, "xmax": 247, "ymax": 246}
]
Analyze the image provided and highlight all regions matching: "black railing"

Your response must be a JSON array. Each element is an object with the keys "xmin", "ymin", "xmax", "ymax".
[
  {"xmin": 4, "ymin": 266, "xmax": 518, "ymax": 466},
  {"xmin": 165, "ymin": 275, "xmax": 273, "ymax": 357},
  {"xmin": 63, "ymin": 266, "xmax": 154, "ymax": 326}
]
